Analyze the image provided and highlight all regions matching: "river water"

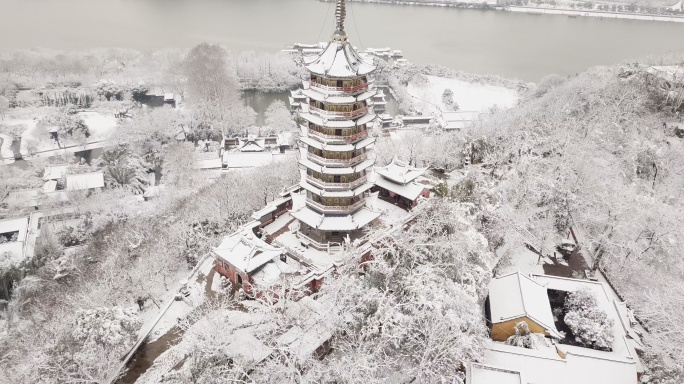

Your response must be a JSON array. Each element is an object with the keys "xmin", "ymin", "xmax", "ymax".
[{"xmin": 1, "ymin": 0, "xmax": 684, "ymax": 81}]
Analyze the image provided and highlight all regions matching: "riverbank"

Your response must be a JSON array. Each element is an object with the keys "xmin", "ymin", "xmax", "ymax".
[
  {"xmin": 331, "ymin": 0, "xmax": 684, "ymax": 23},
  {"xmin": 323, "ymin": 0, "xmax": 497, "ymax": 8},
  {"xmin": 506, "ymin": 5, "xmax": 684, "ymax": 22}
]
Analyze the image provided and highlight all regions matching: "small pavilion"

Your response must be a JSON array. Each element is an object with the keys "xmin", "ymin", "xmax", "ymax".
[{"xmin": 373, "ymin": 156, "xmax": 431, "ymax": 209}]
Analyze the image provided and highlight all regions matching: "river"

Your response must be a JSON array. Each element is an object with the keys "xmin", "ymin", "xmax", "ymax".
[{"xmin": 1, "ymin": 0, "xmax": 684, "ymax": 81}]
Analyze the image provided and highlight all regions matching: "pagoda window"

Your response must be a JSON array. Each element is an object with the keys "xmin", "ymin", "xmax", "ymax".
[{"xmin": 337, "ymin": 80, "xmax": 343, "ymax": 87}]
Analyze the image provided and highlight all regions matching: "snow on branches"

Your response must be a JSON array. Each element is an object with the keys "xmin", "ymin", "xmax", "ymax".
[
  {"xmin": 505, "ymin": 321, "xmax": 548, "ymax": 349},
  {"xmin": 72, "ymin": 306, "xmax": 142, "ymax": 347},
  {"xmin": 564, "ymin": 287, "xmax": 614, "ymax": 351}
]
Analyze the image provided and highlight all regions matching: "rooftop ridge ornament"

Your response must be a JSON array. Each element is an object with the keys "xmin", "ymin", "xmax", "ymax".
[{"xmin": 332, "ymin": 0, "xmax": 348, "ymax": 43}]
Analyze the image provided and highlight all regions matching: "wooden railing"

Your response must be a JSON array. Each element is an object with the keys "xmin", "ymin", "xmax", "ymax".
[
  {"xmin": 306, "ymin": 152, "xmax": 367, "ymax": 166},
  {"xmin": 310, "ymin": 82, "xmax": 369, "ymax": 93},
  {"xmin": 306, "ymin": 199, "xmax": 365, "ymax": 214},
  {"xmin": 306, "ymin": 175, "xmax": 368, "ymax": 189},
  {"xmin": 307, "ymin": 129, "xmax": 368, "ymax": 143},
  {"xmin": 309, "ymin": 105, "xmax": 369, "ymax": 119}
]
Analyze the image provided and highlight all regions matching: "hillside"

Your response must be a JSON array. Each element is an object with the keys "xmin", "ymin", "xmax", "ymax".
[{"xmin": 468, "ymin": 57, "xmax": 684, "ymax": 381}]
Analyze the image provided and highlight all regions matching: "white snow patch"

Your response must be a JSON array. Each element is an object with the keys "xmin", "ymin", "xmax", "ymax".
[{"xmin": 406, "ymin": 75, "xmax": 519, "ymax": 113}]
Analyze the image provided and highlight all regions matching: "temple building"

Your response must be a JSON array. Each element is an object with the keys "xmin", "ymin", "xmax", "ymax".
[
  {"xmin": 373, "ymin": 156, "xmax": 431, "ymax": 209},
  {"xmin": 289, "ymin": 0, "xmax": 381, "ymax": 250}
]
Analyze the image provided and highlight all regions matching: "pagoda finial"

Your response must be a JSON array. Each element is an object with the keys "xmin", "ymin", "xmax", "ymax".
[
  {"xmin": 331, "ymin": 0, "xmax": 348, "ymax": 42},
  {"xmin": 335, "ymin": 0, "xmax": 346, "ymax": 33}
]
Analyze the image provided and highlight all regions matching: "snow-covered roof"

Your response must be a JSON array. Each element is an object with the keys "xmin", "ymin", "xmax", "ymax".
[
  {"xmin": 304, "ymin": 40, "xmax": 375, "ymax": 78},
  {"xmin": 43, "ymin": 180, "xmax": 58, "ymax": 193},
  {"xmin": 196, "ymin": 158, "xmax": 223, "ymax": 170},
  {"xmin": 373, "ymin": 176, "xmax": 427, "ymax": 201},
  {"xmin": 299, "ymin": 111, "xmax": 376, "ymax": 128},
  {"xmin": 467, "ymin": 362, "xmax": 523, "ymax": 384},
  {"xmin": 251, "ymin": 259, "xmax": 300, "ymax": 288},
  {"xmin": 66, "ymin": 172, "xmax": 105, "ymax": 191},
  {"xmin": 213, "ymin": 227, "xmax": 284, "ymax": 274},
  {"xmin": 441, "ymin": 111, "xmax": 479, "ymax": 122},
  {"xmin": 276, "ymin": 295, "xmax": 345, "ymax": 359},
  {"xmin": 299, "ymin": 154, "xmax": 374, "ymax": 175},
  {"xmin": 290, "ymin": 205, "xmax": 380, "ymax": 231},
  {"xmin": 146, "ymin": 87, "xmax": 165, "ymax": 97},
  {"xmin": 251, "ymin": 196, "xmax": 291, "ymax": 220},
  {"xmin": 42, "ymin": 164, "xmax": 69, "ymax": 180},
  {"xmin": 223, "ymin": 331, "xmax": 274, "ymax": 367},
  {"xmin": 0, "ymin": 217, "xmax": 29, "ymax": 238},
  {"xmin": 223, "ymin": 152, "xmax": 273, "ymax": 169},
  {"xmin": 302, "ymin": 88, "xmax": 376, "ymax": 103},
  {"xmin": 4, "ymin": 189, "xmax": 41, "ymax": 207},
  {"xmin": 488, "ymin": 272, "xmax": 562, "ymax": 339},
  {"xmin": 299, "ymin": 136, "xmax": 374, "ymax": 151},
  {"xmin": 483, "ymin": 341, "xmax": 639, "ymax": 384},
  {"xmin": 375, "ymin": 156, "xmax": 427, "ymax": 184},
  {"xmin": 559, "ymin": 344, "xmax": 640, "ymax": 382},
  {"xmin": 300, "ymin": 176, "xmax": 374, "ymax": 198},
  {"xmin": 238, "ymin": 136, "xmax": 266, "ymax": 152},
  {"xmin": 484, "ymin": 343, "xmax": 568, "ymax": 384},
  {"xmin": 291, "ymin": 88, "xmax": 307, "ymax": 99}
]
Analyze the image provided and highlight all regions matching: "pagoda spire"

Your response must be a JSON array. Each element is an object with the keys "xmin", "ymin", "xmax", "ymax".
[
  {"xmin": 335, "ymin": 0, "xmax": 346, "ymax": 33},
  {"xmin": 332, "ymin": 0, "xmax": 348, "ymax": 42}
]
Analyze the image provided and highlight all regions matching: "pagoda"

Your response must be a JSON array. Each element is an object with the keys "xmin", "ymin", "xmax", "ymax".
[{"xmin": 290, "ymin": 0, "xmax": 381, "ymax": 249}]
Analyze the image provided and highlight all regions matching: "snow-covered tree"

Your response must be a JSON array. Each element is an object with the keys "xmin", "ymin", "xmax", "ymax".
[
  {"xmin": 72, "ymin": 306, "xmax": 142, "ymax": 347},
  {"xmin": 0, "ymin": 95, "xmax": 9, "ymax": 119},
  {"xmin": 505, "ymin": 321, "xmax": 548, "ymax": 349},
  {"xmin": 37, "ymin": 109, "xmax": 89, "ymax": 138},
  {"xmin": 564, "ymin": 287, "xmax": 614, "ymax": 351},
  {"xmin": 264, "ymin": 99, "xmax": 295, "ymax": 134},
  {"xmin": 94, "ymin": 80, "xmax": 126, "ymax": 101},
  {"xmin": 98, "ymin": 144, "xmax": 151, "ymax": 194}
]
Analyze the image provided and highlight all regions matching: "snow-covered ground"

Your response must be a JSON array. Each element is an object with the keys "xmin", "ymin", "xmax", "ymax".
[
  {"xmin": 79, "ymin": 111, "xmax": 118, "ymax": 140},
  {"xmin": 406, "ymin": 75, "xmax": 519, "ymax": 114}
]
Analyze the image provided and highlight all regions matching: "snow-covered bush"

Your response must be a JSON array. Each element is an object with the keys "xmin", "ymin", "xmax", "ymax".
[
  {"xmin": 55, "ymin": 219, "xmax": 92, "ymax": 247},
  {"xmin": 442, "ymin": 88, "xmax": 454, "ymax": 107},
  {"xmin": 564, "ymin": 288, "xmax": 614, "ymax": 351},
  {"xmin": 73, "ymin": 306, "xmax": 142, "ymax": 347}
]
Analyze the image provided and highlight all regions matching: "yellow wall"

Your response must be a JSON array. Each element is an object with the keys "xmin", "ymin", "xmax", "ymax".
[{"xmin": 491, "ymin": 317, "xmax": 548, "ymax": 341}]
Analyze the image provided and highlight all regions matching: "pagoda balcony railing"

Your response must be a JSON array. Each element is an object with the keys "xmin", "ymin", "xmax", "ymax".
[
  {"xmin": 309, "ymin": 105, "xmax": 369, "ymax": 119},
  {"xmin": 306, "ymin": 175, "xmax": 368, "ymax": 190},
  {"xmin": 306, "ymin": 152, "xmax": 367, "ymax": 167},
  {"xmin": 310, "ymin": 82, "xmax": 369, "ymax": 93},
  {"xmin": 307, "ymin": 129, "xmax": 368, "ymax": 143},
  {"xmin": 306, "ymin": 198, "xmax": 366, "ymax": 214}
]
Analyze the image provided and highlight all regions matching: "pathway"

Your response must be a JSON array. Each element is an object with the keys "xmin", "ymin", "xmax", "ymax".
[{"xmin": 106, "ymin": 254, "xmax": 214, "ymax": 384}]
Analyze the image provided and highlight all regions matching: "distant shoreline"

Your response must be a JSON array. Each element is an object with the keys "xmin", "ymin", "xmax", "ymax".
[
  {"xmin": 507, "ymin": 5, "xmax": 684, "ymax": 22},
  {"xmin": 324, "ymin": 0, "xmax": 684, "ymax": 23}
]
